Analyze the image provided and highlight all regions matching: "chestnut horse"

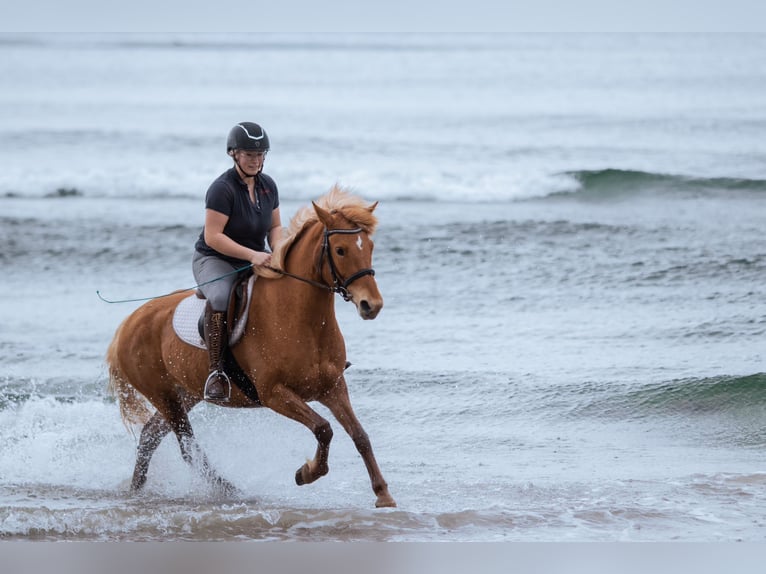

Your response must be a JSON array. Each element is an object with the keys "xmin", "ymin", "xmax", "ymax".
[{"xmin": 106, "ymin": 187, "xmax": 396, "ymax": 508}]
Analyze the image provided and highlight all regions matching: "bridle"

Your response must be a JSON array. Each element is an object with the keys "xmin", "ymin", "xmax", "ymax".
[
  {"xmin": 270, "ymin": 226, "xmax": 375, "ymax": 302},
  {"xmin": 321, "ymin": 227, "xmax": 376, "ymax": 301}
]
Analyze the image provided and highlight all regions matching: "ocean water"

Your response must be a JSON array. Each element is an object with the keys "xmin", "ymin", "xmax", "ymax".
[{"xmin": 1, "ymin": 32, "xmax": 765, "ymax": 541}]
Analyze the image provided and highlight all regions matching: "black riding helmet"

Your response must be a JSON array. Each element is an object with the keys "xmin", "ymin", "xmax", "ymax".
[{"xmin": 226, "ymin": 122, "xmax": 270, "ymax": 154}]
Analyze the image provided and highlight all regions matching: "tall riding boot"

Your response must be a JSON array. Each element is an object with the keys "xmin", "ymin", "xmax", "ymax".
[{"xmin": 203, "ymin": 304, "xmax": 231, "ymax": 402}]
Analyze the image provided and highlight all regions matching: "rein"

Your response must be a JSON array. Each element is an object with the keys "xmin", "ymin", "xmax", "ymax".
[
  {"xmin": 97, "ymin": 226, "xmax": 374, "ymax": 304},
  {"xmin": 96, "ymin": 264, "xmax": 253, "ymax": 304}
]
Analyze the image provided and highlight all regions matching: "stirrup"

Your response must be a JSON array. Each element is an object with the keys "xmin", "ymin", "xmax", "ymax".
[{"xmin": 203, "ymin": 370, "xmax": 232, "ymax": 402}]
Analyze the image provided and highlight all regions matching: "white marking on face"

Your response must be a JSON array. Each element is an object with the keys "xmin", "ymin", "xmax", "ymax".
[{"xmin": 356, "ymin": 236, "xmax": 363, "ymax": 251}]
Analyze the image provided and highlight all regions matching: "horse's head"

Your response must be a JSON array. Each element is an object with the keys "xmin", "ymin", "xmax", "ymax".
[{"xmin": 313, "ymin": 200, "xmax": 383, "ymax": 320}]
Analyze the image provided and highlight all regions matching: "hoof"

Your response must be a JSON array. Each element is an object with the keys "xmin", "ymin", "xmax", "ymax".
[
  {"xmin": 375, "ymin": 493, "xmax": 397, "ymax": 508},
  {"xmin": 214, "ymin": 477, "xmax": 239, "ymax": 496},
  {"xmin": 295, "ymin": 461, "xmax": 328, "ymax": 486},
  {"xmin": 129, "ymin": 479, "xmax": 146, "ymax": 494}
]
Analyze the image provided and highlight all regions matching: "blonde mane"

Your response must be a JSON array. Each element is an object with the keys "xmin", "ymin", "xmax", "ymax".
[{"xmin": 262, "ymin": 185, "xmax": 378, "ymax": 276}]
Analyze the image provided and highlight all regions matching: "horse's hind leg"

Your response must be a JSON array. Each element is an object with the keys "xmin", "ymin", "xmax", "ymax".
[
  {"xmin": 131, "ymin": 411, "xmax": 172, "ymax": 492},
  {"xmin": 163, "ymin": 399, "xmax": 237, "ymax": 495},
  {"xmin": 131, "ymin": 392, "xmax": 234, "ymax": 495},
  {"xmin": 130, "ymin": 391, "xmax": 202, "ymax": 492}
]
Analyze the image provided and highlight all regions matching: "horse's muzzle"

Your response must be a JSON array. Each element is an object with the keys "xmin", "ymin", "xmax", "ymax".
[{"xmin": 356, "ymin": 296, "xmax": 383, "ymax": 320}]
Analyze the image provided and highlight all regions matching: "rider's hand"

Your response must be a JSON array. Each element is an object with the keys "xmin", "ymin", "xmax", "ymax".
[{"xmin": 250, "ymin": 251, "xmax": 272, "ymax": 268}]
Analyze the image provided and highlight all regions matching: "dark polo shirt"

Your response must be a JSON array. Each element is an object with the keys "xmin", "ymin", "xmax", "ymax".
[{"xmin": 195, "ymin": 168, "xmax": 279, "ymax": 267}]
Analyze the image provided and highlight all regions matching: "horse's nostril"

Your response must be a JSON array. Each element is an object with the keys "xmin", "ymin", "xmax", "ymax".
[{"xmin": 359, "ymin": 299, "xmax": 381, "ymax": 320}]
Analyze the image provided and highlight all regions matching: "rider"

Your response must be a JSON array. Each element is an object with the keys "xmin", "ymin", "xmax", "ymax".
[{"xmin": 192, "ymin": 122, "xmax": 284, "ymax": 401}]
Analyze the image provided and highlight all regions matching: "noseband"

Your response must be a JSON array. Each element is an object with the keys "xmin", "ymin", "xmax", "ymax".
[{"xmin": 320, "ymin": 227, "xmax": 376, "ymax": 301}]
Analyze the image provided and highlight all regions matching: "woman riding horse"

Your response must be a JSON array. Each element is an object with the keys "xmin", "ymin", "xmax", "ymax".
[{"xmin": 107, "ymin": 184, "xmax": 396, "ymax": 508}]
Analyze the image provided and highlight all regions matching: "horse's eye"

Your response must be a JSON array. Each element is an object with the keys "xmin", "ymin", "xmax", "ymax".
[{"xmin": 335, "ymin": 247, "xmax": 346, "ymax": 257}]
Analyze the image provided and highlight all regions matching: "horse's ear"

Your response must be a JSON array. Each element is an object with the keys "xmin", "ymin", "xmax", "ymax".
[
  {"xmin": 312, "ymin": 201, "xmax": 334, "ymax": 227},
  {"xmin": 368, "ymin": 201, "xmax": 379, "ymax": 213}
]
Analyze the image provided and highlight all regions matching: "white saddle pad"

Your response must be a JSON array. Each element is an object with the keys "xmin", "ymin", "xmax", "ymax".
[
  {"xmin": 172, "ymin": 275, "xmax": 255, "ymax": 349},
  {"xmin": 172, "ymin": 295, "xmax": 208, "ymax": 349}
]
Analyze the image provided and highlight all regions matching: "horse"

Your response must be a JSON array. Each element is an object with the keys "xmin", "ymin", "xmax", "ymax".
[{"xmin": 106, "ymin": 186, "xmax": 396, "ymax": 508}]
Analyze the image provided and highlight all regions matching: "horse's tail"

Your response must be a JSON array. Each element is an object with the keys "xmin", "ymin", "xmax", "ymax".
[{"xmin": 106, "ymin": 320, "xmax": 153, "ymax": 430}]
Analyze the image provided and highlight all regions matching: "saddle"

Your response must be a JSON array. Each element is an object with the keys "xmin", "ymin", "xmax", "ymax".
[{"xmin": 196, "ymin": 269, "xmax": 255, "ymax": 344}]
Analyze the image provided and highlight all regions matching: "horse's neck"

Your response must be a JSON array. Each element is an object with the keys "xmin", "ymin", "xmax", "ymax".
[{"xmin": 279, "ymin": 224, "xmax": 335, "ymax": 316}]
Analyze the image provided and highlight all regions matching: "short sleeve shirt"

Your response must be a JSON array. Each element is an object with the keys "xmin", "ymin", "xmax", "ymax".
[{"xmin": 195, "ymin": 168, "xmax": 280, "ymax": 267}]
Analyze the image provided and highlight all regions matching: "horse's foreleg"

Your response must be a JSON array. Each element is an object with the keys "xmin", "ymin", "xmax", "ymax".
[
  {"xmin": 262, "ymin": 384, "xmax": 333, "ymax": 486},
  {"xmin": 321, "ymin": 387, "xmax": 397, "ymax": 508}
]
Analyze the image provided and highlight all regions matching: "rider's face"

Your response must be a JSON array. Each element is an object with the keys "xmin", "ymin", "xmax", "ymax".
[{"xmin": 234, "ymin": 150, "xmax": 266, "ymax": 175}]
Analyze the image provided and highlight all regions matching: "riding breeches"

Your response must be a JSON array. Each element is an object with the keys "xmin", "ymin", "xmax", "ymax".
[{"xmin": 191, "ymin": 251, "xmax": 241, "ymax": 312}]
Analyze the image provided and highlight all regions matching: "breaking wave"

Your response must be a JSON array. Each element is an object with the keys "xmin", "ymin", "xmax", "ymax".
[{"xmin": 555, "ymin": 169, "xmax": 766, "ymax": 200}]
